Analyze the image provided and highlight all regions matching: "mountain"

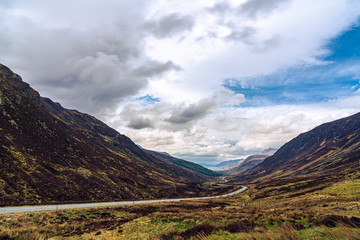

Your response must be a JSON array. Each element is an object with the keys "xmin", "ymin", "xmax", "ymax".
[
  {"xmin": 200, "ymin": 159, "xmax": 244, "ymax": 171},
  {"xmin": 0, "ymin": 63, "xmax": 211, "ymax": 205},
  {"xmin": 228, "ymin": 151, "xmax": 275, "ymax": 174},
  {"xmin": 234, "ymin": 112, "xmax": 360, "ymax": 183},
  {"xmin": 261, "ymin": 148, "xmax": 277, "ymax": 154},
  {"xmin": 216, "ymin": 159, "xmax": 243, "ymax": 169},
  {"xmin": 143, "ymin": 150, "xmax": 221, "ymax": 177}
]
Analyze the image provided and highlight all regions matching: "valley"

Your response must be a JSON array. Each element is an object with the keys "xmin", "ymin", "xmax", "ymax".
[
  {"xmin": 1, "ymin": 173, "xmax": 360, "ymax": 239},
  {"xmin": 0, "ymin": 63, "xmax": 218, "ymax": 206},
  {"xmin": 1, "ymin": 62, "xmax": 360, "ymax": 239},
  {"xmin": 0, "ymin": 181, "xmax": 247, "ymax": 214}
]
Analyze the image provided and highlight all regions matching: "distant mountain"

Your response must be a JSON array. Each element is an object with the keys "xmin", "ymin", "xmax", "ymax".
[
  {"xmin": 234, "ymin": 112, "xmax": 360, "ymax": 183},
  {"xmin": 200, "ymin": 159, "xmax": 244, "ymax": 171},
  {"xmin": 216, "ymin": 159, "xmax": 244, "ymax": 169},
  {"xmin": 261, "ymin": 148, "xmax": 277, "ymax": 154},
  {"xmin": 144, "ymin": 150, "xmax": 221, "ymax": 177},
  {"xmin": 227, "ymin": 151, "xmax": 275, "ymax": 174},
  {"xmin": 0, "ymin": 63, "xmax": 211, "ymax": 205}
]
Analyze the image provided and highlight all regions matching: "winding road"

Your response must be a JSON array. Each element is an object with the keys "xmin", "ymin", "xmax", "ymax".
[{"xmin": 0, "ymin": 186, "xmax": 247, "ymax": 214}]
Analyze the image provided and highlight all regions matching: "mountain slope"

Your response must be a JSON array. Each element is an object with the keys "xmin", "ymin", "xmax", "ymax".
[
  {"xmin": 0, "ymin": 63, "xmax": 210, "ymax": 205},
  {"xmin": 144, "ymin": 149, "xmax": 221, "ymax": 177},
  {"xmin": 216, "ymin": 159, "xmax": 243, "ymax": 169},
  {"xmin": 235, "ymin": 112, "xmax": 360, "ymax": 183},
  {"xmin": 228, "ymin": 151, "xmax": 275, "ymax": 174}
]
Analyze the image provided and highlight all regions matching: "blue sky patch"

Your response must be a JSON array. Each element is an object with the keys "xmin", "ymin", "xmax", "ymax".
[
  {"xmin": 326, "ymin": 23, "xmax": 360, "ymax": 61},
  {"xmin": 223, "ymin": 21, "xmax": 360, "ymax": 107},
  {"xmin": 135, "ymin": 95, "xmax": 160, "ymax": 106}
]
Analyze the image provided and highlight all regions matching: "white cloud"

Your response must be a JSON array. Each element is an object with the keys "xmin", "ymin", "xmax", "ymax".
[
  {"xmin": 0, "ymin": 0, "xmax": 175, "ymax": 114},
  {"xmin": 1, "ymin": 0, "xmax": 360, "ymax": 164},
  {"xmin": 143, "ymin": 0, "xmax": 360, "ymax": 106},
  {"xmin": 118, "ymin": 96, "xmax": 360, "ymax": 164}
]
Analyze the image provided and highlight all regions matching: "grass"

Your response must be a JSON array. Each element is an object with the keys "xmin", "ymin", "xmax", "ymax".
[
  {"xmin": 321, "ymin": 179, "xmax": 360, "ymax": 201},
  {"xmin": 170, "ymin": 158, "xmax": 222, "ymax": 177},
  {"xmin": 1, "ymin": 174, "xmax": 360, "ymax": 239}
]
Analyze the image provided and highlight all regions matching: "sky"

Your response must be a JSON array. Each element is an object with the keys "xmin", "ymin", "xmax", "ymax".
[{"xmin": 1, "ymin": 0, "xmax": 360, "ymax": 164}]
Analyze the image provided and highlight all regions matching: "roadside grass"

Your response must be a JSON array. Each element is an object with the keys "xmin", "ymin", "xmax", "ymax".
[{"xmin": 1, "ymin": 175, "xmax": 360, "ymax": 239}]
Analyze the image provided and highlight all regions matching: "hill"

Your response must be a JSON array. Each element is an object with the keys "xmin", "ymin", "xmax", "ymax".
[
  {"xmin": 0, "ymin": 63, "xmax": 211, "ymax": 205},
  {"xmin": 143, "ymin": 150, "xmax": 221, "ymax": 176},
  {"xmin": 216, "ymin": 159, "xmax": 243, "ymax": 169},
  {"xmin": 200, "ymin": 159, "xmax": 244, "ymax": 171},
  {"xmin": 227, "ymin": 150, "xmax": 275, "ymax": 174},
  {"xmin": 234, "ymin": 112, "xmax": 360, "ymax": 183}
]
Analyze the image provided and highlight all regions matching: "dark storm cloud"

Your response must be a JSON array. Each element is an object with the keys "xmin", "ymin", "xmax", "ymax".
[
  {"xmin": 166, "ymin": 99, "xmax": 215, "ymax": 124},
  {"xmin": 0, "ymin": 1, "xmax": 182, "ymax": 114},
  {"xmin": 144, "ymin": 13, "xmax": 195, "ymax": 38}
]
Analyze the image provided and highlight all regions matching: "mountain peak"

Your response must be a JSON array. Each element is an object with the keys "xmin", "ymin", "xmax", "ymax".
[{"xmin": 0, "ymin": 64, "xmax": 40, "ymax": 105}]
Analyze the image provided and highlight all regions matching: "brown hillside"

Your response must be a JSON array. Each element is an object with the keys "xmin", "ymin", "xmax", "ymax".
[
  {"xmin": 0, "ymin": 63, "xmax": 210, "ymax": 206},
  {"xmin": 234, "ymin": 112, "xmax": 360, "ymax": 183},
  {"xmin": 228, "ymin": 151, "xmax": 274, "ymax": 175}
]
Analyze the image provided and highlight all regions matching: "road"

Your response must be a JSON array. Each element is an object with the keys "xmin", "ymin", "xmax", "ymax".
[
  {"xmin": 221, "ymin": 176, "xmax": 228, "ymax": 183},
  {"xmin": 0, "ymin": 186, "xmax": 247, "ymax": 214}
]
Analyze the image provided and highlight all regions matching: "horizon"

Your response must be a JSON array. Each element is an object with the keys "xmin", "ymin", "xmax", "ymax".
[{"xmin": 1, "ymin": 0, "xmax": 360, "ymax": 164}]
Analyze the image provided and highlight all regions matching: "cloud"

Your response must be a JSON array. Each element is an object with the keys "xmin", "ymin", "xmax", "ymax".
[
  {"xmin": 225, "ymin": 27, "xmax": 257, "ymax": 44},
  {"xmin": 238, "ymin": 0, "xmax": 290, "ymax": 19},
  {"xmin": 124, "ymin": 131, "xmax": 176, "ymax": 149},
  {"xmin": 115, "ymin": 91, "xmax": 360, "ymax": 164},
  {"xmin": 116, "ymin": 97, "xmax": 216, "ymax": 133},
  {"xmin": 113, "ymin": 1, "xmax": 360, "ymax": 164},
  {"xmin": 215, "ymin": 88, "xmax": 245, "ymax": 106},
  {"xmin": 133, "ymin": 60, "xmax": 182, "ymax": 77},
  {"xmin": 207, "ymin": 2, "xmax": 232, "ymax": 15},
  {"xmin": 127, "ymin": 117, "xmax": 154, "ymax": 130},
  {"xmin": 0, "ymin": 0, "xmax": 180, "ymax": 114},
  {"xmin": 2, "ymin": 0, "xmax": 360, "ymax": 164},
  {"xmin": 166, "ymin": 99, "xmax": 215, "ymax": 124},
  {"xmin": 119, "ymin": 102, "xmax": 156, "ymax": 129},
  {"xmin": 144, "ymin": 13, "xmax": 195, "ymax": 38}
]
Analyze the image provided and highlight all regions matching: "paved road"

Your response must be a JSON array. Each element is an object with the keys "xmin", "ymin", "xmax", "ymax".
[
  {"xmin": 0, "ymin": 186, "xmax": 247, "ymax": 214},
  {"xmin": 221, "ymin": 176, "xmax": 228, "ymax": 183}
]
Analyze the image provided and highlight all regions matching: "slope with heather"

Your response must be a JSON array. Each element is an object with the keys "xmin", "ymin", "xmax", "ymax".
[
  {"xmin": 227, "ymin": 150, "xmax": 275, "ymax": 175},
  {"xmin": 234, "ymin": 112, "xmax": 360, "ymax": 183},
  {"xmin": 143, "ymin": 149, "xmax": 221, "ymax": 177},
  {"xmin": 0, "ymin": 63, "xmax": 211, "ymax": 205}
]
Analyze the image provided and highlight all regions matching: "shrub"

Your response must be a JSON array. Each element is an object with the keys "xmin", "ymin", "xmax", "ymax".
[
  {"xmin": 315, "ymin": 215, "xmax": 360, "ymax": 228},
  {"xmin": 0, "ymin": 233, "xmax": 14, "ymax": 240},
  {"xmin": 224, "ymin": 220, "xmax": 253, "ymax": 233},
  {"xmin": 179, "ymin": 224, "xmax": 215, "ymax": 239}
]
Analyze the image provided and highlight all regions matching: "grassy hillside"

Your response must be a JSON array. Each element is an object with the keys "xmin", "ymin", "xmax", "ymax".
[
  {"xmin": 0, "ymin": 63, "xmax": 211, "ymax": 206},
  {"xmin": 2, "ymin": 173, "xmax": 360, "ymax": 239},
  {"xmin": 234, "ymin": 112, "xmax": 360, "ymax": 184},
  {"xmin": 145, "ymin": 150, "xmax": 222, "ymax": 177},
  {"xmin": 227, "ymin": 151, "xmax": 275, "ymax": 175}
]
